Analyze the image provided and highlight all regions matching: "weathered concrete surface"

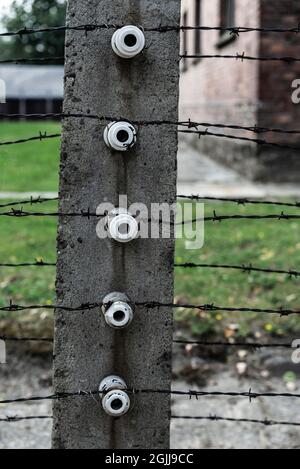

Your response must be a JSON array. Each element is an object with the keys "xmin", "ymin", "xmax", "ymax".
[{"xmin": 52, "ymin": 0, "xmax": 180, "ymax": 449}]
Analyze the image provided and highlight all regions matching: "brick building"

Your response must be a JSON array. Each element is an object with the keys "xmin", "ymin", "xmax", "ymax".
[{"xmin": 180, "ymin": 0, "xmax": 300, "ymax": 182}]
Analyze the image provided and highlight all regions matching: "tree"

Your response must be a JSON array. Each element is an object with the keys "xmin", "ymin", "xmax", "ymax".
[{"xmin": 0, "ymin": 0, "xmax": 67, "ymax": 64}]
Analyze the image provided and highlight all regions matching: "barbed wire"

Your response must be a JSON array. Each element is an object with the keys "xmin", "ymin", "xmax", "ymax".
[
  {"xmin": 0, "ymin": 335, "xmax": 295, "ymax": 349},
  {"xmin": 0, "ymin": 261, "xmax": 56, "ymax": 267},
  {"xmin": 2, "ymin": 114, "xmax": 300, "ymax": 138},
  {"xmin": 175, "ymin": 211, "xmax": 300, "ymax": 224},
  {"xmin": 0, "ymin": 57, "xmax": 64, "ymax": 65},
  {"xmin": 177, "ymin": 195, "xmax": 300, "ymax": 209},
  {"xmin": 1, "ymin": 300, "xmax": 299, "ymax": 316},
  {"xmin": 2, "ymin": 127, "xmax": 298, "ymax": 152},
  {"xmin": 175, "ymin": 262, "xmax": 300, "ymax": 278},
  {"xmin": 0, "ymin": 415, "xmax": 52, "ymax": 423},
  {"xmin": 178, "ymin": 121, "xmax": 300, "ymax": 136},
  {"xmin": 0, "ymin": 197, "xmax": 58, "ymax": 209},
  {"xmin": 173, "ymin": 339, "xmax": 295, "ymax": 349},
  {"xmin": 1, "ymin": 413, "xmax": 300, "ymax": 428},
  {"xmin": 0, "ymin": 336, "xmax": 53, "ymax": 343},
  {"xmin": 1, "ymin": 23, "xmax": 300, "ymax": 38},
  {"xmin": 178, "ymin": 129, "xmax": 300, "ymax": 152},
  {"xmin": 181, "ymin": 53, "xmax": 300, "ymax": 63},
  {"xmin": 0, "ymin": 132, "xmax": 61, "ymax": 147},
  {"xmin": 1, "ymin": 255, "xmax": 298, "ymax": 280},
  {"xmin": 1, "ymin": 207, "xmax": 300, "ymax": 223},
  {"xmin": 171, "ymin": 415, "xmax": 300, "ymax": 427},
  {"xmin": 2, "ymin": 387, "xmax": 300, "ymax": 406},
  {"xmin": 1, "ymin": 194, "xmax": 299, "ymax": 212}
]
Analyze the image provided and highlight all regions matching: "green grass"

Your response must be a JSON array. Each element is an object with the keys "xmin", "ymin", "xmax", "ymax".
[
  {"xmin": 0, "ymin": 121, "xmax": 60, "ymax": 192},
  {"xmin": 175, "ymin": 201, "xmax": 300, "ymax": 340},
  {"xmin": 0, "ymin": 122, "xmax": 59, "ymax": 337},
  {"xmin": 0, "ymin": 122, "xmax": 300, "ymax": 342}
]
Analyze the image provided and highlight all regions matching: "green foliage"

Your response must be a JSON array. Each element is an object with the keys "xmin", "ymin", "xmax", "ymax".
[{"xmin": 0, "ymin": 0, "xmax": 67, "ymax": 63}]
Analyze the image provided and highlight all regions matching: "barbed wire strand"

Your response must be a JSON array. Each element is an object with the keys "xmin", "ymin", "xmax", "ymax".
[
  {"xmin": 0, "ymin": 416, "xmax": 53, "ymax": 423},
  {"xmin": 137, "ymin": 302, "xmax": 300, "ymax": 317},
  {"xmin": 0, "ymin": 335, "xmax": 296, "ymax": 349},
  {"xmin": 0, "ymin": 57, "xmax": 64, "ymax": 65},
  {"xmin": 0, "ymin": 197, "xmax": 58, "ymax": 209},
  {"xmin": 0, "ymin": 336, "xmax": 53, "ymax": 343},
  {"xmin": 2, "ymin": 388, "xmax": 300, "ymax": 406},
  {"xmin": 2, "ymin": 300, "xmax": 300, "ymax": 316},
  {"xmin": 1, "ymin": 24, "xmax": 300, "ymax": 38},
  {"xmin": 1, "ymin": 195, "xmax": 299, "ymax": 212},
  {"xmin": 178, "ymin": 129, "xmax": 300, "ymax": 152},
  {"xmin": 173, "ymin": 339, "xmax": 297, "ymax": 349},
  {"xmin": 0, "ymin": 261, "xmax": 56, "ymax": 267},
  {"xmin": 1, "ymin": 413, "xmax": 300, "ymax": 427},
  {"xmin": 171, "ymin": 415, "xmax": 300, "ymax": 427},
  {"xmin": 1, "ymin": 208, "xmax": 300, "ymax": 222},
  {"xmin": 177, "ymin": 195, "xmax": 300, "ymax": 209},
  {"xmin": 175, "ymin": 262, "xmax": 300, "ymax": 278},
  {"xmin": 0, "ymin": 133, "xmax": 61, "ymax": 147},
  {"xmin": 2, "ymin": 127, "xmax": 298, "ymax": 152},
  {"xmin": 181, "ymin": 53, "xmax": 300, "ymax": 63},
  {"xmin": 2, "ymin": 114, "xmax": 300, "ymax": 137},
  {"xmin": 2, "ymin": 259, "xmax": 299, "ymax": 279}
]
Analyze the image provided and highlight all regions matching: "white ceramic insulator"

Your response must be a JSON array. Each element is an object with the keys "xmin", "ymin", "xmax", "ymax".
[
  {"xmin": 112, "ymin": 25, "xmax": 145, "ymax": 59},
  {"xmin": 104, "ymin": 301, "xmax": 134, "ymax": 329},
  {"xmin": 103, "ymin": 121, "xmax": 137, "ymax": 152},
  {"xmin": 108, "ymin": 211, "xmax": 139, "ymax": 243}
]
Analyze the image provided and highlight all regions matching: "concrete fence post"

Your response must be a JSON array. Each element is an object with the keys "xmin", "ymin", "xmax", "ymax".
[{"xmin": 52, "ymin": 0, "xmax": 181, "ymax": 449}]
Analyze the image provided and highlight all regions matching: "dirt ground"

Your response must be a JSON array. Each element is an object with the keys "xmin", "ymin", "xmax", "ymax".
[{"xmin": 0, "ymin": 343, "xmax": 300, "ymax": 450}]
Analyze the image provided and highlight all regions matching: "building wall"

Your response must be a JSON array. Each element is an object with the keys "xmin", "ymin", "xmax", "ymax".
[
  {"xmin": 259, "ymin": 0, "xmax": 300, "ymax": 141},
  {"xmin": 180, "ymin": 0, "xmax": 260, "ymax": 126},
  {"xmin": 179, "ymin": 0, "xmax": 300, "ymax": 182},
  {"xmin": 1, "ymin": 98, "xmax": 62, "ymax": 118}
]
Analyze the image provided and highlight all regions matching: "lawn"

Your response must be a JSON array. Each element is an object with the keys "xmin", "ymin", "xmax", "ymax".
[
  {"xmin": 0, "ymin": 122, "xmax": 299, "ymax": 342},
  {"xmin": 0, "ymin": 121, "xmax": 60, "ymax": 192}
]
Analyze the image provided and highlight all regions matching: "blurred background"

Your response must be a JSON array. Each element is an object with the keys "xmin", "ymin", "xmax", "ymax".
[{"xmin": 0, "ymin": 0, "xmax": 300, "ymax": 449}]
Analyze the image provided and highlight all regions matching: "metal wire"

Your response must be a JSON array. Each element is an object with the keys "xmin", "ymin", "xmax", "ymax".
[
  {"xmin": 0, "ymin": 336, "xmax": 294, "ymax": 349},
  {"xmin": 0, "ymin": 197, "xmax": 58, "ymax": 209},
  {"xmin": 175, "ymin": 262, "xmax": 300, "ymax": 278},
  {"xmin": 2, "ymin": 388, "xmax": 300, "ymax": 406},
  {"xmin": 1, "ymin": 23, "xmax": 300, "ymax": 38},
  {"xmin": 0, "ymin": 261, "xmax": 56, "ymax": 267},
  {"xmin": 1, "ymin": 208, "xmax": 300, "ymax": 223},
  {"xmin": 1, "ymin": 413, "xmax": 300, "ymax": 428},
  {"xmin": 181, "ymin": 53, "xmax": 300, "ymax": 63},
  {"xmin": 171, "ymin": 415, "xmax": 300, "ymax": 427},
  {"xmin": 177, "ymin": 195, "xmax": 300, "ymax": 209},
  {"xmin": 0, "ymin": 416, "xmax": 52, "ymax": 423},
  {"xmin": 178, "ymin": 129, "xmax": 300, "ymax": 152},
  {"xmin": 1, "ymin": 194, "xmax": 299, "ymax": 211},
  {"xmin": 0, "ymin": 133, "xmax": 61, "ymax": 147},
  {"xmin": 0, "ymin": 336, "xmax": 53, "ymax": 343},
  {"xmin": 0, "ymin": 57, "xmax": 64, "ymax": 65},
  {"xmin": 1, "ymin": 300, "xmax": 299, "ymax": 316},
  {"xmin": 1, "ymin": 114, "xmax": 300, "ymax": 138},
  {"xmin": 173, "ymin": 339, "xmax": 294, "ymax": 349}
]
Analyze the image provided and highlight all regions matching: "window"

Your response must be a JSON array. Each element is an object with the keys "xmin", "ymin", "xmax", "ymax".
[
  {"xmin": 220, "ymin": 0, "xmax": 235, "ymax": 31},
  {"xmin": 194, "ymin": 0, "xmax": 201, "ymax": 54}
]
